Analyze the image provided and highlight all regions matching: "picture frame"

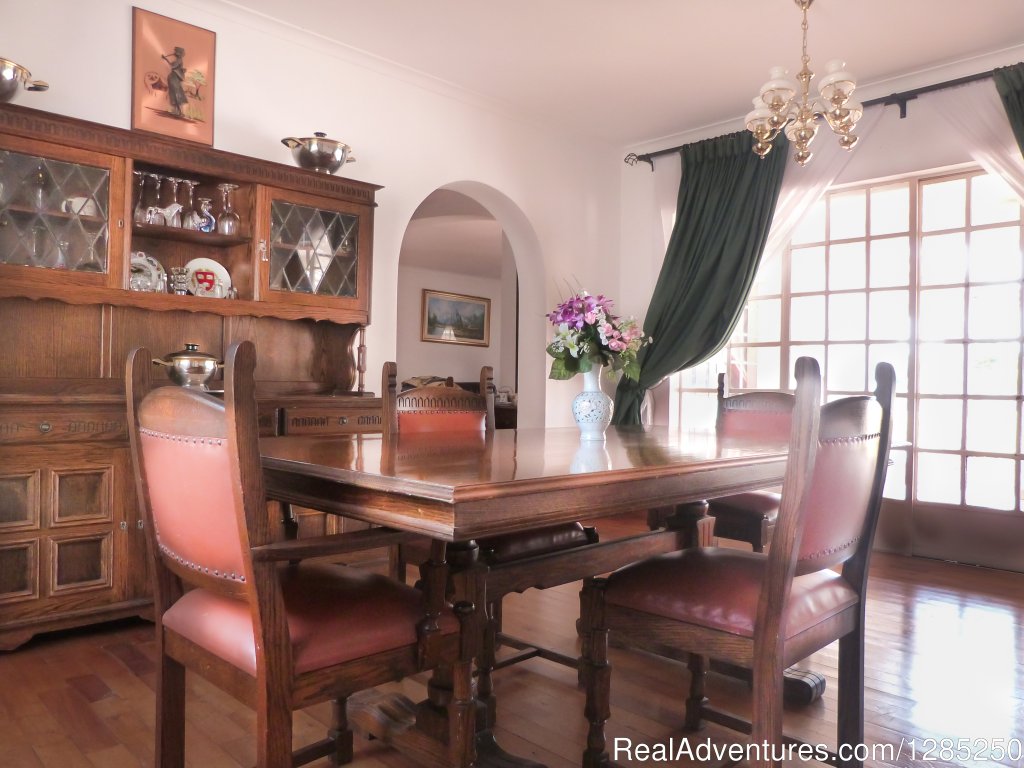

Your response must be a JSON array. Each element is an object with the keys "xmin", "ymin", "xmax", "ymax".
[
  {"xmin": 131, "ymin": 8, "xmax": 216, "ymax": 145},
  {"xmin": 421, "ymin": 290, "xmax": 491, "ymax": 347}
]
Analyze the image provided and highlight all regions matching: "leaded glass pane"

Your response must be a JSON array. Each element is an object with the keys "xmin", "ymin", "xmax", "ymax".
[{"xmin": 270, "ymin": 200, "xmax": 358, "ymax": 297}]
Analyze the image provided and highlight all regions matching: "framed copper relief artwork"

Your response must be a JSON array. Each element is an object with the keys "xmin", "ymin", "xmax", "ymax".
[
  {"xmin": 421, "ymin": 290, "xmax": 491, "ymax": 347},
  {"xmin": 131, "ymin": 8, "xmax": 216, "ymax": 145}
]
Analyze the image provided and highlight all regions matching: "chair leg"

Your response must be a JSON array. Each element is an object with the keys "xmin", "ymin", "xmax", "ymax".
[
  {"xmin": 155, "ymin": 652, "xmax": 186, "ymax": 768},
  {"xmin": 837, "ymin": 628, "xmax": 865, "ymax": 768},
  {"xmin": 256, "ymin": 691, "xmax": 294, "ymax": 768},
  {"xmin": 328, "ymin": 697, "xmax": 354, "ymax": 766},
  {"xmin": 684, "ymin": 653, "xmax": 706, "ymax": 731},
  {"xmin": 750, "ymin": 657, "xmax": 785, "ymax": 768},
  {"xmin": 582, "ymin": 577, "xmax": 610, "ymax": 768}
]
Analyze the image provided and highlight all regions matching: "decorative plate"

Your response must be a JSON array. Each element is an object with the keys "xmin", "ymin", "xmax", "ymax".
[
  {"xmin": 129, "ymin": 251, "xmax": 166, "ymax": 292},
  {"xmin": 184, "ymin": 257, "xmax": 231, "ymax": 297}
]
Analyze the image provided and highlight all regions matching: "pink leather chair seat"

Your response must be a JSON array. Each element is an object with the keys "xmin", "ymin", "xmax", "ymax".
[
  {"xmin": 708, "ymin": 491, "xmax": 781, "ymax": 524},
  {"xmin": 163, "ymin": 563, "xmax": 457, "ymax": 675},
  {"xmin": 481, "ymin": 522, "xmax": 597, "ymax": 564},
  {"xmin": 398, "ymin": 412, "xmax": 486, "ymax": 432},
  {"xmin": 604, "ymin": 548, "xmax": 857, "ymax": 638}
]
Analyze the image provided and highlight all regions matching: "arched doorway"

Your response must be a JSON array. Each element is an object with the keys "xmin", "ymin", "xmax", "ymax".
[{"xmin": 396, "ymin": 182, "xmax": 546, "ymax": 427}]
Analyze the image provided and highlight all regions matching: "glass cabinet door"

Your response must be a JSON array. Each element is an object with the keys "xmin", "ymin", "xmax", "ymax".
[
  {"xmin": 269, "ymin": 198, "xmax": 359, "ymax": 298},
  {"xmin": 0, "ymin": 149, "xmax": 110, "ymax": 273}
]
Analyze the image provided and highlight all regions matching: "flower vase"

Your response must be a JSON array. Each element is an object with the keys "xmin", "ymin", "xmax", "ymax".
[{"xmin": 572, "ymin": 366, "xmax": 613, "ymax": 441}]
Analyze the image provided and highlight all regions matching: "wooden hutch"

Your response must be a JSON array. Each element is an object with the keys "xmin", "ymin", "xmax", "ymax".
[{"xmin": 0, "ymin": 104, "xmax": 384, "ymax": 650}]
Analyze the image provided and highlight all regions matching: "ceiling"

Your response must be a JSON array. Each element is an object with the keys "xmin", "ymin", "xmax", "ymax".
[{"xmin": 225, "ymin": 0, "xmax": 1024, "ymax": 147}]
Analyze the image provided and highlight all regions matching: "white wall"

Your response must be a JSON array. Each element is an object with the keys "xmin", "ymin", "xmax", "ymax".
[
  {"xmin": 396, "ymin": 266, "xmax": 504, "ymax": 387},
  {"xmin": 6, "ymin": 0, "xmax": 622, "ymax": 427}
]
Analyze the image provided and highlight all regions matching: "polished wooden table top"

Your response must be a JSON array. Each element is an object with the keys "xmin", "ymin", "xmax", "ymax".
[{"xmin": 261, "ymin": 426, "xmax": 787, "ymax": 541}]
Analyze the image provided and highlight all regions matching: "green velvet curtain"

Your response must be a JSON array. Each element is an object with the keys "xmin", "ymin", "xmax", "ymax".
[
  {"xmin": 613, "ymin": 130, "xmax": 788, "ymax": 425},
  {"xmin": 994, "ymin": 63, "xmax": 1024, "ymax": 155}
]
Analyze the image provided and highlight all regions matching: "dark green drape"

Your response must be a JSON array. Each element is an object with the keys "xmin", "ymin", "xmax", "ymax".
[
  {"xmin": 613, "ymin": 130, "xmax": 788, "ymax": 425},
  {"xmin": 995, "ymin": 63, "xmax": 1024, "ymax": 156}
]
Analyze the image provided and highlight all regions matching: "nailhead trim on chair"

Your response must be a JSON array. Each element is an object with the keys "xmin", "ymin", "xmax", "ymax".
[
  {"xmin": 820, "ymin": 433, "xmax": 880, "ymax": 446},
  {"xmin": 800, "ymin": 536, "xmax": 861, "ymax": 562},
  {"xmin": 158, "ymin": 544, "xmax": 247, "ymax": 582},
  {"xmin": 140, "ymin": 427, "xmax": 225, "ymax": 446}
]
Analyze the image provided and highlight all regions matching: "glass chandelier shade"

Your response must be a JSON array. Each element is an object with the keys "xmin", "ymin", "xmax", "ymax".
[{"xmin": 746, "ymin": 0, "xmax": 861, "ymax": 166}]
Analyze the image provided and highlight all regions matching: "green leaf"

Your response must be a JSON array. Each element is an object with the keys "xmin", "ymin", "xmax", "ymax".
[
  {"xmin": 548, "ymin": 358, "xmax": 576, "ymax": 380},
  {"xmin": 623, "ymin": 360, "xmax": 641, "ymax": 381}
]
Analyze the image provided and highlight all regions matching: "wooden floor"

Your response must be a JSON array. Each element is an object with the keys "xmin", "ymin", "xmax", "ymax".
[{"xmin": 3, "ymin": 539, "xmax": 1024, "ymax": 767}]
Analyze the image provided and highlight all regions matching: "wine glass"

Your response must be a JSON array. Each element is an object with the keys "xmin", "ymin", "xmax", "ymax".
[
  {"xmin": 145, "ymin": 173, "xmax": 165, "ymax": 226},
  {"xmin": 216, "ymin": 183, "xmax": 240, "ymax": 236},
  {"xmin": 132, "ymin": 170, "xmax": 147, "ymax": 225},
  {"xmin": 179, "ymin": 180, "xmax": 198, "ymax": 230},
  {"xmin": 164, "ymin": 177, "xmax": 182, "ymax": 227}
]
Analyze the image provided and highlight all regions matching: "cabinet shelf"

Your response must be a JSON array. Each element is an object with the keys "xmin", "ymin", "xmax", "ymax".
[
  {"xmin": 2, "ymin": 202, "xmax": 106, "ymax": 226},
  {"xmin": 132, "ymin": 223, "xmax": 250, "ymax": 247}
]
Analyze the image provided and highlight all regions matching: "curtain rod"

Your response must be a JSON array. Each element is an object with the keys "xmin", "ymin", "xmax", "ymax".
[{"xmin": 624, "ymin": 68, "xmax": 996, "ymax": 169}]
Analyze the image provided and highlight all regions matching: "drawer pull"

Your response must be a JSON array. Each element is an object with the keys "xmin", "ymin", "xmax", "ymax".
[
  {"xmin": 120, "ymin": 521, "xmax": 128, "ymax": 530},
  {"xmin": 38, "ymin": 421, "xmax": 52, "ymax": 434},
  {"xmin": 338, "ymin": 416, "xmax": 348, "ymax": 426}
]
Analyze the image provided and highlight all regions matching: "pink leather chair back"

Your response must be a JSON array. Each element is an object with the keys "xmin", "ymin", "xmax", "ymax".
[
  {"xmin": 716, "ymin": 377, "xmax": 794, "ymax": 443},
  {"xmin": 136, "ymin": 387, "xmax": 248, "ymax": 585},
  {"xmin": 795, "ymin": 396, "xmax": 884, "ymax": 575},
  {"xmin": 383, "ymin": 361, "xmax": 493, "ymax": 436}
]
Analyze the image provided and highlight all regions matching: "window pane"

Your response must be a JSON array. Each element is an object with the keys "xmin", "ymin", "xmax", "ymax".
[
  {"xmin": 788, "ymin": 345, "xmax": 824, "ymax": 388},
  {"xmin": 918, "ymin": 288, "xmax": 965, "ymax": 340},
  {"xmin": 966, "ymin": 457, "xmax": 1015, "ymax": 511},
  {"xmin": 869, "ymin": 291, "xmax": 910, "ymax": 341},
  {"xmin": 830, "ymin": 190, "xmax": 866, "ymax": 240},
  {"xmin": 791, "ymin": 246, "xmax": 826, "ymax": 293},
  {"xmin": 918, "ymin": 343, "xmax": 964, "ymax": 395},
  {"xmin": 792, "ymin": 198, "xmax": 825, "ymax": 245},
  {"xmin": 968, "ymin": 284, "xmax": 1021, "ymax": 340},
  {"xmin": 870, "ymin": 237, "xmax": 910, "ymax": 288},
  {"xmin": 917, "ymin": 399, "xmax": 963, "ymax": 450},
  {"xmin": 971, "ymin": 174, "xmax": 1021, "ymax": 226},
  {"xmin": 680, "ymin": 392, "xmax": 717, "ymax": 430},
  {"xmin": 869, "ymin": 343, "xmax": 909, "ymax": 394},
  {"xmin": 883, "ymin": 448, "xmax": 907, "ymax": 501},
  {"xmin": 679, "ymin": 356, "xmax": 721, "ymax": 389},
  {"xmin": 920, "ymin": 233, "xmax": 967, "ymax": 286},
  {"xmin": 826, "ymin": 344, "xmax": 866, "ymax": 391},
  {"xmin": 744, "ymin": 299, "xmax": 781, "ymax": 343},
  {"xmin": 829, "ymin": 241, "xmax": 866, "ymax": 290},
  {"xmin": 916, "ymin": 452, "xmax": 961, "ymax": 504},
  {"xmin": 967, "ymin": 342, "xmax": 1020, "ymax": 395},
  {"xmin": 968, "ymin": 226, "xmax": 1022, "ymax": 283},
  {"xmin": 728, "ymin": 346, "xmax": 780, "ymax": 390},
  {"xmin": 751, "ymin": 252, "xmax": 782, "ymax": 296},
  {"xmin": 921, "ymin": 178, "xmax": 966, "ymax": 232},
  {"xmin": 790, "ymin": 296, "xmax": 825, "ymax": 341},
  {"xmin": 828, "ymin": 293, "xmax": 866, "ymax": 341},
  {"xmin": 892, "ymin": 395, "xmax": 910, "ymax": 444},
  {"xmin": 966, "ymin": 399, "xmax": 1018, "ymax": 454},
  {"xmin": 870, "ymin": 183, "xmax": 910, "ymax": 235}
]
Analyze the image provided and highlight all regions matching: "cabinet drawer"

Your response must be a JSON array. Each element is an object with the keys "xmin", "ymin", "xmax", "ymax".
[
  {"xmin": 283, "ymin": 406, "xmax": 382, "ymax": 435},
  {"xmin": 0, "ymin": 406, "xmax": 127, "ymax": 444}
]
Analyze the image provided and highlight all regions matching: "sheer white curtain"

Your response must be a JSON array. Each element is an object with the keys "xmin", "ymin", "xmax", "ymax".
[
  {"xmin": 761, "ymin": 105, "xmax": 884, "ymax": 265},
  {"xmin": 919, "ymin": 78, "xmax": 1024, "ymax": 203}
]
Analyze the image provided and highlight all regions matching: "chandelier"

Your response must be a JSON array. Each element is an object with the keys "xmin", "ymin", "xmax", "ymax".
[{"xmin": 745, "ymin": 0, "xmax": 862, "ymax": 166}]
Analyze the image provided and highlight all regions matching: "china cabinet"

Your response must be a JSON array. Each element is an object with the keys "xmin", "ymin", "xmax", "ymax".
[{"xmin": 0, "ymin": 104, "xmax": 382, "ymax": 649}]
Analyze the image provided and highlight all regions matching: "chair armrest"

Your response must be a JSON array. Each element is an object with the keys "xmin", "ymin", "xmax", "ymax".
[{"xmin": 251, "ymin": 528, "xmax": 423, "ymax": 562}]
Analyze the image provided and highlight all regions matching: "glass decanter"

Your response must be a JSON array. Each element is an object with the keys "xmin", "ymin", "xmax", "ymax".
[
  {"xmin": 216, "ymin": 183, "xmax": 240, "ymax": 236},
  {"xmin": 195, "ymin": 197, "xmax": 216, "ymax": 233}
]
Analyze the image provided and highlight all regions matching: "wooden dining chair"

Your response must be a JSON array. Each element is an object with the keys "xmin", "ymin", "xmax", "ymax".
[
  {"xmin": 581, "ymin": 358, "xmax": 895, "ymax": 768},
  {"xmin": 382, "ymin": 361, "xmax": 598, "ymax": 726},
  {"xmin": 126, "ymin": 341, "xmax": 476, "ymax": 768},
  {"xmin": 709, "ymin": 372, "xmax": 795, "ymax": 552}
]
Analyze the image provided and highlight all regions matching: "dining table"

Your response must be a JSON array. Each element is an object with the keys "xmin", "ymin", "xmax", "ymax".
[{"xmin": 260, "ymin": 425, "xmax": 790, "ymax": 767}]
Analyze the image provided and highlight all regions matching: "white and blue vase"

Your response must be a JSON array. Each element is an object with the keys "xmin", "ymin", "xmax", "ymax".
[{"xmin": 572, "ymin": 365, "xmax": 613, "ymax": 441}]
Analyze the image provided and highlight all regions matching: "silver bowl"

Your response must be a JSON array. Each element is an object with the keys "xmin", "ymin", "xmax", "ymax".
[
  {"xmin": 281, "ymin": 132, "xmax": 355, "ymax": 174},
  {"xmin": 0, "ymin": 58, "xmax": 48, "ymax": 104},
  {"xmin": 152, "ymin": 343, "xmax": 223, "ymax": 389}
]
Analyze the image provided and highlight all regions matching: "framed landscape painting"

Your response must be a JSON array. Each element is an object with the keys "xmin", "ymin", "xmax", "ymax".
[
  {"xmin": 131, "ymin": 8, "xmax": 216, "ymax": 145},
  {"xmin": 421, "ymin": 290, "xmax": 491, "ymax": 347}
]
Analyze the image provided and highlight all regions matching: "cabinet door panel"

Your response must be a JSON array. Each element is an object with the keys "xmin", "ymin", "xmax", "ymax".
[
  {"xmin": 50, "ymin": 532, "xmax": 112, "ymax": 594},
  {"xmin": 0, "ymin": 540, "xmax": 39, "ymax": 604},
  {"xmin": 0, "ymin": 471, "xmax": 40, "ymax": 532},
  {"xmin": 50, "ymin": 466, "xmax": 113, "ymax": 527}
]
